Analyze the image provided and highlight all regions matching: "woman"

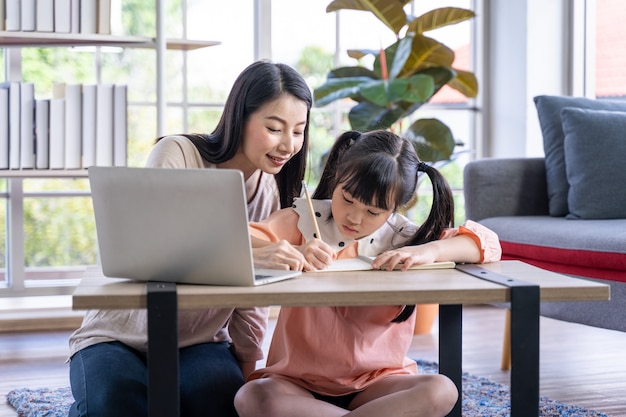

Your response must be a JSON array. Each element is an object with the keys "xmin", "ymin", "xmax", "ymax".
[{"xmin": 68, "ymin": 60, "xmax": 313, "ymax": 417}]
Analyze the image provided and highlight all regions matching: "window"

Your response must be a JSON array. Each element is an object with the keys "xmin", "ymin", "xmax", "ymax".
[
  {"xmin": 590, "ymin": 0, "xmax": 626, "ymax": 99},
  {"xmin": 270, "ymin": 0, "xmax": 480, "ymax": 225},
  {"xmin": 1, "ymin": 0, "xmax": 482, "ymax": 295}
]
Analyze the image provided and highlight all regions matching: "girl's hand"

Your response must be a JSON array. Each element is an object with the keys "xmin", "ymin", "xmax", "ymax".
[
  {"xmin": 371, "ymin": 244, "xmax": 439, "ymax": 271},
  {"xmin": 296, "ymin": 239, "xmax": 336, "ymax": 271},
  {"xmin": 252, "ymin": 240, "xmax": 309, "ymax": 271},
  {"xmin": 371, "ymin": 235, "xmax": 481, "ymax": 271}
]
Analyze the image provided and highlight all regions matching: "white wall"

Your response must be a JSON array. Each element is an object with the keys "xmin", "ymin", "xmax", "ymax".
[{"xmin": 484, "ymin": 0, "xmax": 572, "ymax": 158}]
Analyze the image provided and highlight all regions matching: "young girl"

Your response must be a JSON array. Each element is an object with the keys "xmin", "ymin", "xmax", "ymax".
[{"xmin": 234, "ymin": 130, "xmax": 501, "ymax": 417}]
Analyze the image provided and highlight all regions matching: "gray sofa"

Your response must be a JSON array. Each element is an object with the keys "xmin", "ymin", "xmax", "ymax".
[{"xmin": 463, "ymin": 157, "xmax": 626, "ymax": 331}]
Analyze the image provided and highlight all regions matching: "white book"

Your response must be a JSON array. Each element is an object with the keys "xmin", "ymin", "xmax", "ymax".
[
  {"xmin": 55, "ymin": 0, "xmax": 71, "ymax": 33},
  {"xmin": 98, "ymin": 0, "xmax": 112, "ymax": 34},
  {"xmin": 81, "ymin": 84, "xmax": 97, "ymax": 168},
  {"xmin": 311, "ymin": 256, "xmax": 456, "ymax": 272},
  {"xmin": 35, "ymin": 99, "xmax": 50, "ymax": 169},
  {"xmin": 8, "ymin": 82, "xmax": 21, "ymax": 169},
  {"xmin": 49, "ymin": 98, "xmax": 65, "ymax": 169},
  {"xmin": 21, "ymin": 0, "xmax": 37, "ymax": 31},
  {"xmin": 5, "ymin": 0, "xmax": 20, "ymax": 31},
  {"xmin": 0, "ymin": 85, "xmax": 9, "ymax": 169},
  {"xmin": 63, "ymin": 84, "xmax": 82, "ymax": 169},
  {"xmin": 95, "ymin": 83, "xmax": 114, "ymax": 166},
  {"xmin": 36, "ymin": 0, "xmax": 55, "ymax": 32},
  {"xmin": 80, "ymin": 0, "xmax": 97, "ymax": 34},
  {"xmin": 113, "ymin": 84, "xmax": 127, "ymax": 166},
  {"xmin": 70, "ymin": 0, "xmax": 80, "ymax": 33},
  {"xmin": 19, "ymin": 82, "xmax": 36, "ymax": 169}
]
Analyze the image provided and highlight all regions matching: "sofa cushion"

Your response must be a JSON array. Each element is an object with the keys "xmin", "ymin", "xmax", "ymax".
[
  {"xmin": 561, "ymin": 107, "xmax": 626, "ymax": 219},
  {"xmin": 479, "ymin": 216, "xmax": 626, "ymax": 282},
  {"xmin": 533, "ymin": 95, "xmax": 626, "ymax": 216}
]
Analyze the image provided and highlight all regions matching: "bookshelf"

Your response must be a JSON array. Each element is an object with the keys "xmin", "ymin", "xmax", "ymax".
[
  {"xmin": 0, "ymin": 3, "xmax": 220, "ymax": 297},
  {"xmin": 0, "ymin": 170, "xmax": 89, "ymax": 178}
]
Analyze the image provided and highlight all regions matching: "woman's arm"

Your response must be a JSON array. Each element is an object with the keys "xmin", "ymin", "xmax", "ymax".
[
  {"xmin": 229, "ymin": 306, "xmax": 268, "ymax": 379},
  {"xmin": 239, "ymin": 361, "xmax": 257, "ymax": 380},
  {"xmin": 251, "ymin": 238, "xmax": 308, "ymax": 271},
  {"xmin": 250, "ymin": 209, "xmax": 335, "ymax": 271}
]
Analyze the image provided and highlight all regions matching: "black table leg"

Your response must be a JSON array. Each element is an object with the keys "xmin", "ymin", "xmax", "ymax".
[
  {"xmin": 439, "ymin": 304, "xmax": 462, "ymax": 417},
  {"xmin": 454, "ymin": 264, "xmax": 540, "ymax": 417},
  {"xmin": 147, "ymin": 281, "xmax": 179, "ymax": 417},
  {"xmin": 510, "ymin": 285, "xmax": 540, "ymax": 417}
]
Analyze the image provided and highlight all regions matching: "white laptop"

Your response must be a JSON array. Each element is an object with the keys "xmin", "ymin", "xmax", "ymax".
[{"xmin": 88, "ymin": 166, "xmax": 301, "ymax": 286}]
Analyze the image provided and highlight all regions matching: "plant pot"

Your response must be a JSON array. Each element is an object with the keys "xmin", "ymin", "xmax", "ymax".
[{"xmin": 413, "ymin": 304, "xmax": 438, "ymax": 335}]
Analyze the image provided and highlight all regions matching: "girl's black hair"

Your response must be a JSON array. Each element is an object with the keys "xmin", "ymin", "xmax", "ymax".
[
  {"xmin": 313, "ymin": 130, "xmax": 454, "ymax": 245},
  {"xmin": 313, "ymin": 130, "xmax": 455, "ymax": 324},
  {"xmin": 157, "ymin": 60, "xmax": 312, "ymax": 208}
]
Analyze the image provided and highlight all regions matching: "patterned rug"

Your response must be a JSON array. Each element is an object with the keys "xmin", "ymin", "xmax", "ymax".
[{"xmin": 6, "ymin": 360, "xmax": 610, "ymax": 417}]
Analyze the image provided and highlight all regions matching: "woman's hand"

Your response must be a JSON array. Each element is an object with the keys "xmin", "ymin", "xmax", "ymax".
[
  {"xmin": 296, "ymin": 239, "xmax": 336, "ymax": 271},
  {"xmin": 252, "ymin": 240, "xmax": 309, "ymax": 271}
]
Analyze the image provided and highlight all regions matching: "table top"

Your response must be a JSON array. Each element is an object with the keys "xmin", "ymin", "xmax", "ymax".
[{"xmin": 72, "ymin": 261, "xmax": 610, "ymax": 310}]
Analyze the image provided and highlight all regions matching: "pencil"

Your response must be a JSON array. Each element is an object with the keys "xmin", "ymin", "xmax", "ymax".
[{"xmin": 302, "ymin": 181, "xmax": 322, "ymax": 241}]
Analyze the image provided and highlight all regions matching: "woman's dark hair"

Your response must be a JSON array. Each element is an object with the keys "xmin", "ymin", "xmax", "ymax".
[
  {"xmin": 158, "ymin": 60, "xmax": 312, "ymax": 208},
  {"xmin": 313, "ymin": 130, "xmax": 454, "ymax": 246}
]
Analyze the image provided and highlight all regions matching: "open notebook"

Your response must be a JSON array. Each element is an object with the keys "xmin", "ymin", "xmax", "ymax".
[{"xmin": 313, "ymin": 256, "xmax": 456, "ymax": 272}]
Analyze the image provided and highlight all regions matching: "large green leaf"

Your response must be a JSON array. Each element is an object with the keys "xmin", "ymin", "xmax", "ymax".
[
  {"xmin": 447, "ymin": 68, "xmax": 478, "ymax": 98},
  {"xmin": 404, "ymin": 118, "xmax": 455, "ymax": 162},
  {"xmin": 416, "ymin": 66, "xmax": 456, "ymax": 96},
  {"xmin": 314, "ymin": 66, "xmax": 379, "ymax": 106},
  {"xmin": 391, "ymin": 74, "xmax": 435, "ymax": 103},
  {"xmin": 347, "ymin": 48, "xmax": 379, "ymax": 60},
  {"xmin": 358, "ymin": 75, "xmax": 435, "ymax": 107},
  {"xmin": 407, "ymin": 7, "xmax": 476, "ymax": 34},
  {"xmin": 380, "ymin": 70, "xmax": 450, "ymax": 121},
  {"xmin": 328, "ymin": 65, "xmax": 379, "ymax": 79},
  {"xmin": 314, "ymin": 77, "xmax": 374, "ymax": 106},
  {"xmin": 374, "ymin": 36, "xmax": 413, "ymax": 80},
  {"xmin": 400, "ymin": 34, "xmax": 455, "ymax": 77},
  {"xmin": 358, "ymin": 80, "xmax": 390, "ymax": 107},
  {"xmin": 348, "ymin": 101, "xmax": 405, "ymax": 131},
  {"xmin": 326, "ymin": 0, "xmax": 410, "ymax": 35}
]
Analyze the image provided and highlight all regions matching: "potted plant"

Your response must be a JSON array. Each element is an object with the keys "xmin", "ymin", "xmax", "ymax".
[
  {"xmin": 315, "ymin": 0, "xmax": 478, "ymax": 163},
  {"xmin": 315, "ymin": 1, "xmax": 478, "ymax": 334}
]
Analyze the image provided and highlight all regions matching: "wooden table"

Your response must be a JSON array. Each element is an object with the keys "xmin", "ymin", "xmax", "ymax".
[{"xmin": 73, "ymin": 261, "xmax": 610, "ymax": 417}]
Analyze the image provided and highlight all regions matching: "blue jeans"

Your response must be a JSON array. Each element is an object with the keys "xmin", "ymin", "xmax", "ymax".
[{"xmin": 69, "ymin": 341, "xmax": 243, "ymax": 417}]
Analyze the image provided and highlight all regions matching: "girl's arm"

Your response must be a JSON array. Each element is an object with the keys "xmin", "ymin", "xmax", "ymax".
[{"xmin": 371, "ymin": 220, "xmax": 502, "ymax": 271}]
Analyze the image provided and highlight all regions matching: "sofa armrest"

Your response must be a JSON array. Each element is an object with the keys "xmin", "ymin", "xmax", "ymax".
[{"xmin": 463, "ymin": 157, "xmax": 549, "ymax": 221}]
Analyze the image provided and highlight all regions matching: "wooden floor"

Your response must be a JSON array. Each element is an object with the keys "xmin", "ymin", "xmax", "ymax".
[{"xmin": 1, "ymin": 304, "xmax": 625, "ymax": 416}]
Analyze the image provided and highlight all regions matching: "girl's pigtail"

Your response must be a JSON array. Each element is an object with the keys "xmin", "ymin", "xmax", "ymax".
[
  {"xmin": 408, "ymin": 162, "xmax": 455, "ymax": 246},
  {"xmin": 393, "ymin": 162, "xmax": 453, "ymax": 324}
]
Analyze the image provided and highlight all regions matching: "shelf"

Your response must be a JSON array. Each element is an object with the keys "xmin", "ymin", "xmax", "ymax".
[
  {"xmin": 0, "ymin": 31, "xmax": 220, "ymax": 50},
  {"xmin": 166, "ymin": 38, "xmax": 221, "ymax": 51},
  {"xmin": 0, "ymin": 170, "xmax": 89, "ymax": 178}
]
